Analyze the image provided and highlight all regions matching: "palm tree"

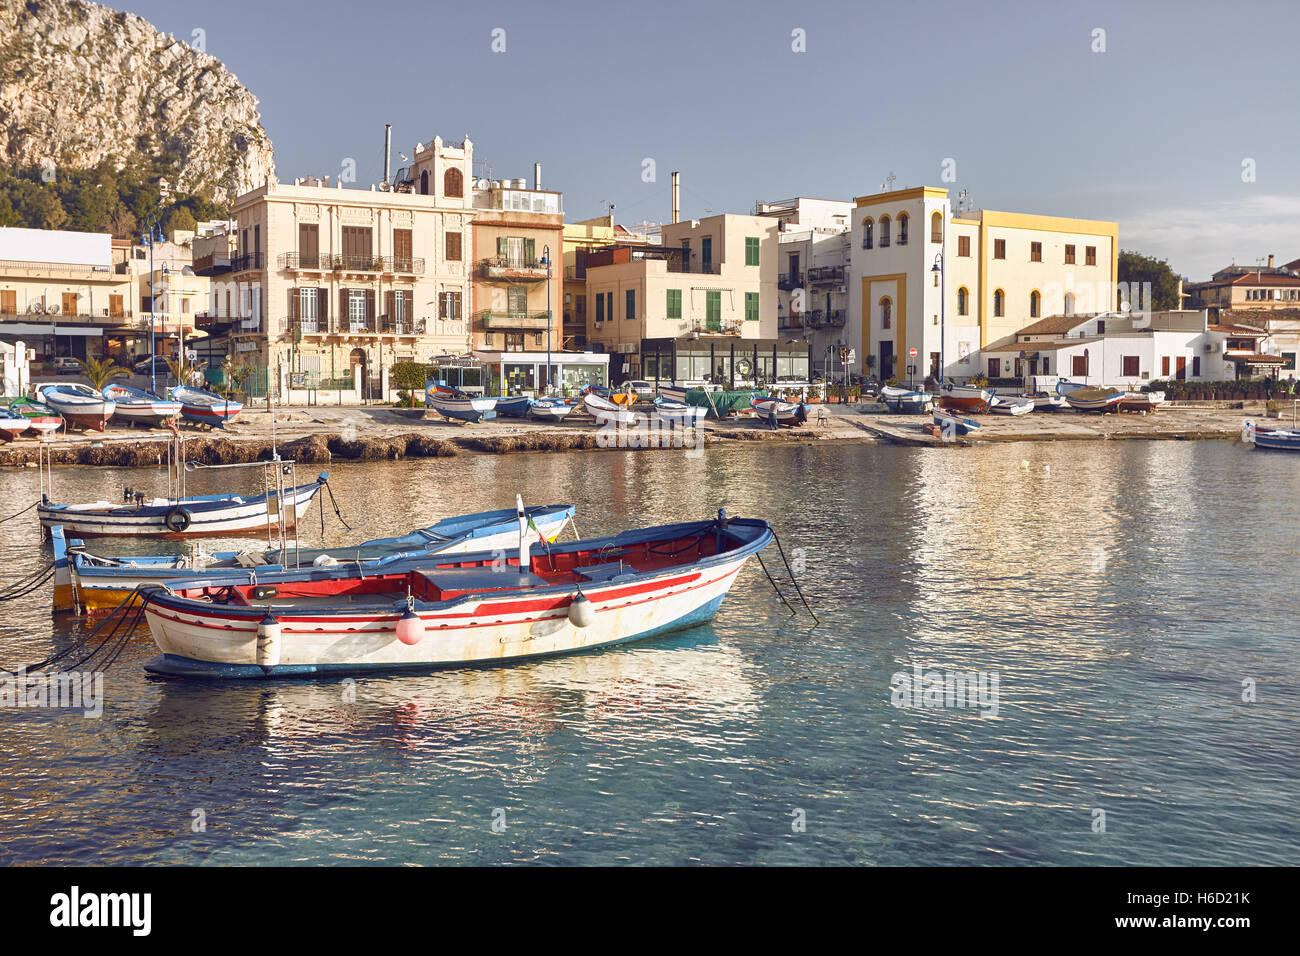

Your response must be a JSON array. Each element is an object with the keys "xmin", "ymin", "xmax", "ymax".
[
  {"xmin": 76, "ymin": 356, "xmax": 129, "ymax": 392},
  {"xmin": 164, "ymin": 354, "xmax": 195, "ymax": 389}
]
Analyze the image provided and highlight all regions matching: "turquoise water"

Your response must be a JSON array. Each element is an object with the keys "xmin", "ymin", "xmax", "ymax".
[{"xmin": 1, "ymin": 439, "xmax": 1298, "ymax": 865}]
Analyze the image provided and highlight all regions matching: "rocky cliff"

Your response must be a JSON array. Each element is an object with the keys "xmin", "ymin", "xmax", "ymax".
[{"xmin": 0, "ymin": 0, "xmax": 274, "ymax": 202}]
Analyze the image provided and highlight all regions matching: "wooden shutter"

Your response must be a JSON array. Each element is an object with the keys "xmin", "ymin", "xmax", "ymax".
[
  {"xmin": 366, "ymin": 289, "xmax": 376, "ymax": 325},
  {"xmin": 524, "ymin": 238, "xmax": 535, "ymax": 264},
  {"xmin": 299, "ymin": 224, "xmax": 319, "ymax": 267},
  {"xmin": 288, "ymin": 288, "xmax": 299, "ymax": 321},
  {"xmin": 317, "ymin": 288, "xmax": 328, "ymax": 330},
  {"xmin": 446, "ymin": 231, "xmax": 461, "ymax": 261},
  {"xmin": 0, "ymin": 290, "xmax": 15, "ymax": 314},
  {"xmin": 108, "ymin": 294, "xmax": 123, "ymax": 318},
  {"xmin": 385, "ymin": 290, "xmax": 395, "ymax": 324},
  {"xmin": 340, "ymin": 288, "xmax": 348, "ymax": 326},
  {"xmin": 63, "ymin": 292, "xmax": 79, "ymax": 315}
]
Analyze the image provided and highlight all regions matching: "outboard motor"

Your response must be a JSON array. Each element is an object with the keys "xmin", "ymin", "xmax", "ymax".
[{"xmin": 123, "ymin": 486, "xmax": 134, "ymax": 502}]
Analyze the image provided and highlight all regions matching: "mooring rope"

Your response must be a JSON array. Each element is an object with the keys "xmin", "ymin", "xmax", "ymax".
[
  {"xmin": 771, "ymin": 529, "xmax": 820, "ymax": 625},
  {"xmin": 0, "ymin": 500, "xmax": 39, "ymax": 524},
  {"xmin": 322, "ymin": 479, "xmax": 352, "ymax": 532},
  {"xmin": 0, "ymin": 563, "xmax": 56, "ymax": 602},
  {"xmin": 2, "ymin": 586, "xmax": 153, "ymax": 674},
  {"xmin": 756, "ymin": 551, "xmax": 797, "ymax": 617}
]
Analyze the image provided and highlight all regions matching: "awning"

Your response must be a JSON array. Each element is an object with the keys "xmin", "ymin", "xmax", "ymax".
[
  {"xmin": 1228, "ymin": 352, "xmax": 1286, "ymax": 365},
  {"xmin": 0, "ymin": 323, "xmax": 103, "ymax": 337}
]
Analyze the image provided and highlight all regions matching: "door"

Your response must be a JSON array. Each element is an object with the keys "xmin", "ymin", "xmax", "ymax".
[
  {"xmin": 0, "ymin": 290, "xmax": 15, "ymax": 315},
  {"xmin": 1176, "ymin": 356, "xmax": 1187, "ymax": 381},
  {"xmin": 299, "ymin": 224, "xmax": 319, "ymax": 268},
  {"xmin": 880, "ymin": 341, "xmax": 894, "ymax": 381},
  {"xmin": 706, "ymin": 291, "xmax": 721, "ymax": 331},
  {"xmin": 62, "ymin": 292, "xmax": 79, "ymax": 316},
  {"xmin": 348, "ymin": 289, "xmax": 368, "ymax": 332},
  {"xmin": 507, "ymin": 285, "xmax": 528, "ymax": 318},
  {"xmin": 393, "ymin": 229, "xmax": 412, "ymax": 271},
  {"xmin": 1073, "ymin": 355, "xmax": 1088, "ymax": 377}
]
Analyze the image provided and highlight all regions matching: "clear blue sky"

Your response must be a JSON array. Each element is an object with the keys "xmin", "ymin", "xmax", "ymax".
[{"xmin": 125, "ymin": 0, "xmax": 1300, "ymax": 279}]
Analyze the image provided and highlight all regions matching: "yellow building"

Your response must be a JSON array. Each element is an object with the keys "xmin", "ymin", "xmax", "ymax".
[{"xmin": 848, "ymin": 186, "xmax": 1118, "ymax": 383}]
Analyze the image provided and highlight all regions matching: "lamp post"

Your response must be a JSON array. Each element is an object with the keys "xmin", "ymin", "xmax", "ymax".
[
  {"xmin": 931, "ymin": 252, "xmax": 945, "ymax": 388},
  {"xmin": 541, "ymin": 244, "xmax": 552, "ymax": 393},
  {"xmin": 142, "ymin": 222, "xmax": 164, "ymax": 396}
]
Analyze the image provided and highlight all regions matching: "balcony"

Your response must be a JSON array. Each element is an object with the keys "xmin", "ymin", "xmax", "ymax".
[
  {"xmin": 278, "ymin": 252, "xmax": 330, "ymax": 271},
  {"xmin": 230, "ymin": 253, "xmax": 265, "ymax": 273},
  {"xmin": 477, "ymin": 310, "xmax": 552, "ymax": 331},
  {"xmin": 807, "ymin": 265, "xmax": 844, "ymax": 284},
  {"xmin": 879, "ymin": 236, "xmax": 891, "ymax": 248},
  {"xmin": 288, "ymin": 316, "xmax": 428, "ymax": 338},
  {"xmin": 778, "ymin": 314, "xmax": 804, "ymax": 330},
  {"xmin": 479, "ymin": 256, "xmax": 550, "ymax": 281},
  {"xmin": 804, "ymin": 309, "xmax": 847, "ymax": 329},
  {"xmin": 193, "ymin": 253, "xmax": 231, "ymax": 276},
  {"xmin": 666, "ymin": 260, "xmax": 722, "ymax": 275},
  {"xmin": 332, "ymin": 254, "xmax": 387, "ymax": 273},
  {"xmin": 777, "ymin": 271, "xmax": 804, "ymax": 291}
]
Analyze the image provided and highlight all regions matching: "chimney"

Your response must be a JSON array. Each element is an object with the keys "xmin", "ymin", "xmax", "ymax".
[
  {"xmin": 671, "ymin": 171, "xmax": 680, "ymax": 224},
  {"xmin": 533, "ymin": 162, "xmax": 542, "ymax": 190},
  {"xmin": 1268, "ymin": 254, "xmax": 1275, "ymax": 268},
  {"xmin": 383, "ymin": 124, "xmax": 392, "ymax": 188}
]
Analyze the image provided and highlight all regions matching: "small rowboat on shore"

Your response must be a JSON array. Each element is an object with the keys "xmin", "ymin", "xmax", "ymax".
[
  {"xmin": 6, "ymin": 398, "xmax": 63, "ymax": 435},
  {"xmin": 933, "ymin": 407, "xmax": 981, "ymax": 436},
  {"xmin": 37, "ymin": 472, "xmax": 330, "ymax": 538},
  {"xmin": 880, "ymin": 385, "xmax": 933, "ymax": 414},
  {"xmin": 0, "ymin": 406, "xmax": 32, "ymax": 441},
  {"xmin": 653, "ymin": 397, "xmax": 708, "ymax": 426},
  {"xmin": 939, "ymin": 382, "xmax": 994, "ymax": 414},
  {"xmin": 34, "ymin": 383, "xmax": 116, "ymax": 431},
  {"xmin": 1119, "ymin": 390, "xmax": 1166, "ymax": 412},
  {"xmin": 494, "ymin": 395, "xmax": 533, "ymax": 418},
  {"xmin": 1063, "ymin": 385, "xmax": 1125, "ymax": 412},
  {"xmin": 170, "ymin": 386, "xmax": 242, "ymax": 428},
  {"xmin": 527, "ymin": 398, "xmax": 573, "ymax": 422},
  {"xmin": 750, "ymin": 395, "xmax": 808, "ymax": 427},
  {"xmin": 989, "ymin": 394, "xmax": 1034, "ymax": 416},
  {"xmin": 138, "ymin": 511, "xmax": 773, "ymax": 679},
  {"xmin": 50, "ymin": 503, "xmax": 576, "ymax": 614},
  {"xmin": 425, "ymin": 388, "xmax": 498, "ymax": 423},
  {"xmin": 103, "ymin": 384, "xmax": 183, "ymax": 426},
  {"xmin": 584, "ymin": 392, "xmax": 637, "ymax": 426},
  {"xmin": 1244, "ymin": 421, "xmax": 1300, "ymax": 451}
]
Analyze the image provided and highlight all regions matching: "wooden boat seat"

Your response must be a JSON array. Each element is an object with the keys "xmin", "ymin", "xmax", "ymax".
[
  {"xmin": 574, "ymin": 560, "xmax": 638, "ymax": 583},
  {"xmin": 416, "ymin": 567, "xmax": 552, "ymax": 601}
]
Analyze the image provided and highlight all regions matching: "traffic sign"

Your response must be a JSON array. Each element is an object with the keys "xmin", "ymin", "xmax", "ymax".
[{"xmin": 909, "ymin": 347, "xmax": 918, "ymax": 358}]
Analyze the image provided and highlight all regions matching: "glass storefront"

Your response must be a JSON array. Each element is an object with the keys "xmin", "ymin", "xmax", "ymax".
[
  {"xmin": 643, "ymin": 337, "xmax": 810, "ymax": 386},
  {"xmin": 475, "ymin": 351, "xmax": 608, "ymax": 396}
]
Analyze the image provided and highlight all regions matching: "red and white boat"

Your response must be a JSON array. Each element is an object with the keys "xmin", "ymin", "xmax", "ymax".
[
  {"xmin": 139, "ymin": 512, "xmax": 773, "ymax": 678},
  {"xmin": 1063, "ymin": 385, "xmax": 1125, "ymax": 412},
  {"xmin": 33, "ymin": 383, "xmax": 116, "ymax": 431},
  {"xmin": 939, "ymin": 382, "xmax": 994, "ymax": 414}
]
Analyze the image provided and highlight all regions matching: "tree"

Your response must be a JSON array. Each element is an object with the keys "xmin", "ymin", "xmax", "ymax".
[
  {"xmin": 164, "ymin": 206, "xmax": 197, "ymax": 234},
  {"xmin": 76, "ymin": 356, "xmax": 130, "ymax": 392},
  {"xmin": 1118, "ymin": 250, "xmax": 1182, "ymax": 312}
]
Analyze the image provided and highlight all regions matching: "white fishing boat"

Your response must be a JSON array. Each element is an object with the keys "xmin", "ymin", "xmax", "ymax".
[
  {"xmin": 37, "ymin": 472, "xmax": 330, "ymax": 537},
  {"xmin": 880, "ymin": 385, "xmax": 933, "ymax": 413},
  {"xmin": 1119, "ymin": 390, "xmax": 1166, "ymax": 412},
  {"xmin": 584, "ymin": 391, "xmax": 637, "ymax": 425},
  {"xmin": 989, "ymin": 394, "xmax": 1035, "ymax": 416},
  {"xmin": 750, "ymin": 395, "xmax": 808, "ymax": 427},
  {"xmin": 939, "ymin": 382, "xmax": 994, "ymax": 414},
  {"xmin": 425, "ymin": 386, "xmax": 497, "ymax": 423},
  {"xmin": 50, "ymin": 503, "xmax": 576, "ymax": 613},
  {"xmin": 102, "ymin": 384, "xmax": 183, "ymax": 426},
  {"xmin": 653, "ymin": 397, "xmax": 708, "ymax": 426},
  {"xmin": 34, "ymin": 382, "xmax": 116, "ymax": 431},
  {"xmin": 0, "ymin": 406, "xmax": 32, "ymax": 441},
  {"xmin": 170, "ymin": 386, "xmax": 243, "ymax": 428},
  {"xmin": 138, "ymin": 512, "xmax": 774, "ymax": 679},
  {"xmin": 527, "ymin": 398, "xmax": 573, "ymax": 422}
]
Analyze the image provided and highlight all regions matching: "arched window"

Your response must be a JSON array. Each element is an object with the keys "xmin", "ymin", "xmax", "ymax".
[
  {"xmin": 862, "ymin": 218, "xmax": 873, "ymax": 249},
  {"xmin": 930, "ymin": 211, "xmax": 943, "ymax": 243},
  {"xmin": 1064, "ymin": 292, "xmax": 1075, "ymax": 315},
  {"xmin": 419, "ymin": 170, "xmax": 429, "ymax": 195},
  {"xmin": 957, "ymin": 287, "xmax": 969, "ymax": 316},
  {"xmin": 993, "ymin": 289, "xmax": 1005, "ymax": 317},
  {"xmin": 897, "ymin": 213, "xmax": 909, "ymax": 246},
  {"xmin": 1030, "ymin": 290, "xmax": 1041, "ymax": 318},
  {"xmin": 880, "ymin": 296, "xmax": 892, "ymax": 329},
  {"xmin": 444, "ymin": 168, "xmax": 463, "ymax": 198},
  {"xmin": 880, "ymin": 215, "xmax": 892, "ymax": 247}
]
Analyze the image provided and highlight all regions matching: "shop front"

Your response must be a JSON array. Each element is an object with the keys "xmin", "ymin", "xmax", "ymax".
[
  {"xmin": 473, "ymin": 350, "xmax": 609, "ymax": 397},
  {"xmin": 640, "ymin": 336, "xmax": 813, "ymax": 388}
]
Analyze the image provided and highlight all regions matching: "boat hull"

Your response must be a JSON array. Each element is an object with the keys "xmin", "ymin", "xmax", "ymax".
[
  {"xmin": 1247, "ymin": 423, "xmax": 1300, "ymax": 451},
  {"xmin": 142, "ymin": 557, "xmax": 749, "ymax": 678}
]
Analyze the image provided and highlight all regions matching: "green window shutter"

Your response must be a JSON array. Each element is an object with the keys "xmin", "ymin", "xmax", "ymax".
[
  {"xmin": 746, "ymin": 292, "xmax": 759, "ymax": 321},
  {"xmin": 667, "ymin": 289, "xmax": 681, "ymax": 320},
  {"xmin": 706, "ymin": 290, "xmax": 721, "ymax": 331},
  {"xmin": 524, "ymin": 238, "xmax": 535, "ymax": 263},
  {"xmin": 745, "ymin": 237, "xmax": 759, "ymax": 266},
  {"xmin": 497, "ymin": 237, "xmax": 507, "ymax": 256},
  {"xmin": 626, "ymin": 288, "xmax": 635, "ymax": 319}
]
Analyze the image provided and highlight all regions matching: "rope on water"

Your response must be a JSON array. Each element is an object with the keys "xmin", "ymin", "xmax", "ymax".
[
  {"xmin": 0, "ymin": 500, "xmax": 40, "ymax": 524},
  {"xmin": 2, "ymin": 586, "xmax": 154, "ymax": 674},
  {"xmin": 322, "ymin": 479, "xmax": 353, "ymax": 532},
  {"xmin": 0, "ymin": 563, "xmax": 56, "ymax": 602},
  {"xmin": 756, "ymin": 552, "xmax": 797, "ymax": 617},
  {"xmin": 772, "ymin": 529, "xmax": 820, "ymax": 625}
]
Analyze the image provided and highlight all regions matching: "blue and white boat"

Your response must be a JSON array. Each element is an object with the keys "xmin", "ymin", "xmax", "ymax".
[
  {"xmin": 527, "ymin": 398, "xmax": 573, "ymax": 422},
  {"xmin": 37, "ymin": 473, "xmax": 330, "ymax": 538},
  {"xmin": 880, "ymin": 385, "xmax": 933, "ymax": 414},
  {"xmin": 1244, "ymin": 421, "xmax": 1300, "ymax": 452},
  {"xmin": 653, "ymin": 397, "xmax": 707, "ymax": 426},
  {"xmin": 102, "ymin": 384, "xmax": 183, "ymax": 426},
  {"xmin": 50, "ymin": 503, "xmax": 576, "ymax": 614},
  {"xmin": 34, "ymin": 382, "xmax": 116, "ymax": 431},
  {"xmin": 425, "ymin": 384, "xmax": 497, "ymax": 423},
  {"xmin": 495, "ymin": 395, "xmax": 533, "ymax": 418},
  {"xmin": 933, "ymin": 407, "xmax": 980, "ymax": 436},
  {"xmin": 138, "ymin": 511, "xmax": 773, "ymax": 678}
]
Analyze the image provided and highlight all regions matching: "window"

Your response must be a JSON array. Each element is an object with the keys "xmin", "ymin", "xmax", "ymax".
[
  {"xmin": 862, "ymin": 219, "xmax": 873, "ymax": 249},
  {"xmin": 701, "ymin": 237, "xmax": 712, "ymax": 271},
  {"xmin": 299, "ymin": 223, "xmax": 320, "ymax": 268},
  {"xmin": 445, "ymin": 231, "xmax": 461, "ymax": 261},
  {"xmin": 1085, "ymin": 245, "xmax": 1097, "ymax": 266},
  {"xmin": 439, "ymin": 292, "xmax": 462, "ymax": 320},
  {"xmin": 1122, "ymin": 356, "xmax": 1140, "ymax": 377},
  {"xmin": 988, "ymin": 358, "xmax": 1000, "ymax": 379},
  {"xmin": 1161, "ymin": 356, "xmax": 1170, "ymax": 376},
  {"xmin": 1095, "ymin": 319, "xmax": 1105, "ymax": 334},
  {"xmin": 1064, "ymin": 244, "xmax": 1076, "ymax": 264},
  {"xmin": 931, "ymin": 211, "xmax": 943, "ymax": 243},
  {"xmin": 444, "ymin": 168, "xmax": 463, "ymax": 198},
  {"xmin": 595, "ymin": 294, "xmax": 605, "ymax": 323},
  {"xmin": 108, "ymin": 294, "xmax": 124, "ymax": 318},
  {"xmin": 1030, "ymin": 242, "xmax": 1042, "ymax": 262},
  {"xmin": 1064, "ymin": 292, "xmax": 1075, "ymax": 315},
  {"xmin": 880, "ymin": 296, "xmax": 892, "ymax": 329},
  {"xmin": 994, "ymin": 239, "xmax": 1006, "ymax": 259},
  {"xmin": 1030, "ymin": 290, "xmax": 1041, "ymax": 318},
  {"xmin": 745, "ymin": 236, "xmax": 760, "ymax": 266},
  {"xmin": 62, "ymin": 292, "xmax": 79, "ymax": 315},
  {"xmin": 897, "ymin": 213, "xmax": 909, "ymax": 245},
  {"xmin": 1073, "ymin": 355, "xmax": 1088, "ymax": 377},
  {"xmin": 705, "ymin": 291, "xmax": 721, "ymax": 331},
  {"xmin": 1192, "ymin": 356, "xmax": 1201, "ymax": 377},
  {"xmin": 745, "ymin": 292, "xmax": 759, "ymax": 321},
  {"xmin": 342, "ymin": 226, "xmax": 373, "ymax": 267},
  {"xmin": 393, "ymin": 228, "xmax": 413, "ymax": 270},
  {"xmin": 626, "ymin": 289, "xmax": 636, "ymax": 320},
  {"xmin": 666, "ymin": 289, "xmax": 682, "ymax": 320},
  {"xmin": 957, "ymin": 287, "xmax": 968, "ymax": 316},
  {"xmin": 880, "ymin": 216, "xmax": 892, "ymax": 247},
  {"xmin": 993, "ymin": 289, "xmax": 1005, "ymax": 317},
  {"xmin": 957, "ymin": 235, "xmax": 971, "ymax": 257}
]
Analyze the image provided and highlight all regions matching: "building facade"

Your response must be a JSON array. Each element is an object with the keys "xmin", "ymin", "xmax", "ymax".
[
  {"xmin": 1185, "ymin": 257, "xmax": 1300, "ymax": 311},
  {"xmin": 847, "ymin": 186, "xmax": 1118, "ymax": 386}
]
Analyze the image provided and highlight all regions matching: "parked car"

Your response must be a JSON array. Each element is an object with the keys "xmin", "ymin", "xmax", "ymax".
[
  {"xmin": 625, "ymin": 380, "xmax": 657, "ymax": 399},
  {"xmin": 133, "ymin": 355, "xmax": 170, "ymax": 376},
  {"xmin": 54, "ymin": 356, "xmax": 82, "ymax": 374}
]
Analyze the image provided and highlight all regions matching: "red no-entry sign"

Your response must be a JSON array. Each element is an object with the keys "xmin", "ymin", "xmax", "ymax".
[{"xmin": 909, "ymin": 347, "xmax": 918, "ymax": 357}]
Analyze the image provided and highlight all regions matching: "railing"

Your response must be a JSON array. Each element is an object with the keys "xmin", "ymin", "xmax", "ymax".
[
  {"xmin": 193, "ymin": 253, "xmax": 232, "ymax": 275},
  {"xmin": 480, "ymin": 256, "xmax": 550, "ymax": 280},
  {"xmin": 279, "ymin": 252, "xmax": 329, "ymax": 271},
  {"xmin": 1, "ymin": 309, "xmax": 140, "ymax": 325},
  {"xmin": 879, "ymin": 235, "xmax": 891, "ymax": 248},
  {"xmin": 477, "ymin": 310, "xmax": 553, "ymax": 331},
  {"xmin": 778, "ymin": 315, "xmax": 803, "ymax": 330},
  {"xmin": 807, "ymin": 266, "xmax": 845, "ymax": 283},
  {"xmin": 332, "ymin": 254, "xmax": 387, "ymax": 273},
  {"xmin": 666, "ymin": 260, "xmax": 722, "ymax": 275},
  {"xmin": 778, "ymin": 272, "xmax": 803, "ymax": 291},
  {"xmin": 897, "ymin": 231, "xmax": 908, "ymax": 246},
  {"xmin": 289, "ymin": 316, "xmax": 428, "ymax": 336},
  {"xmin": 230, "ymin": 253, "xmax": 264, "ymax": 272}
]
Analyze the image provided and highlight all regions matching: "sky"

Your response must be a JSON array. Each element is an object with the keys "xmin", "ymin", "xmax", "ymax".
[{"xmin": 120, "ymin": 0, "xmax": 1300, "ymax": 280}]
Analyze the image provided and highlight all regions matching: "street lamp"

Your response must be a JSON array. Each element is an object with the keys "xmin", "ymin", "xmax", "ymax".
[
  {"xmin": 540, "ymin": 244, "xmax": 552, "ymax": 393},
  {"xmin": 142, "ymin": 222, "xmax": 164, "ymax": 396},
  {"xmin": 931, "ymin": 252, "xmax": 945, "ymax": 388}
]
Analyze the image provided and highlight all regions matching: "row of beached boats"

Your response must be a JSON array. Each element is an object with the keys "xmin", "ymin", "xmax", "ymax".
[
  {"xmin": 425, "ymin": 383, "xmax": 805, "ymax": 430},
  {"xmin": 0, "ymin": 383, "xmax": 241, "ymax": 438},
  {"xmin": 880, "ymin": 380, "xmax": 1167, "ymax": 418}
]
